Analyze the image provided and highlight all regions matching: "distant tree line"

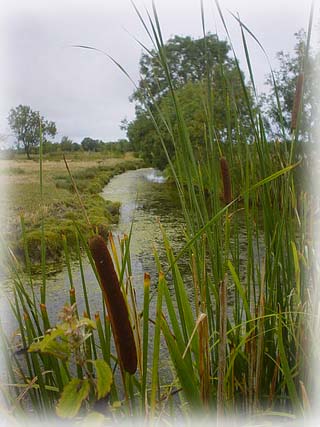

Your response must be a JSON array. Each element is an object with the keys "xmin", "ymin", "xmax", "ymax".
[
  {"xmin": 42, "ymin": 136, "xmax": 131, "ymax": 154},
  {"xmin": 6, "ymin": 105, "xmax": 132, "ymax": 158}
]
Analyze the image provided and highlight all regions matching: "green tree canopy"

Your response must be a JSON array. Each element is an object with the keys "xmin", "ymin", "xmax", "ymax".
[
  {"xmin": 81, "ymin": 137, "xmax": 102, "ymax": 152},
  {"xmin": 127, "ymin": 34, "xmax": 253, "ymax": 168},
  {"xmin": 132, "ymin": 34, "xmax": 233, "ymax": 106},
  {"xmin": 60, "ymin": 136, "xmax": 74, "ymax": 151},
  {"xmin": 8, "ymin": 105, "xmax": 57, "ymax": 159}
]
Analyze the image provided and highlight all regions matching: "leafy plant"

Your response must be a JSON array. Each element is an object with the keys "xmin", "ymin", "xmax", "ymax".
[{"xmin": 28, "ymin": 303, "xmax": 113, "ymax": 419}]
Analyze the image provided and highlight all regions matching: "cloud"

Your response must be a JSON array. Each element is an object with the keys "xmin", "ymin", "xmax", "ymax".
[{"xmin": 0, "ymin": 0, "xmax": 314, "ymax": 144}]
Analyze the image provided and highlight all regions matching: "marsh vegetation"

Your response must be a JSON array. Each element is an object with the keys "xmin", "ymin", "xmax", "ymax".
[{"xmin": 0, "ymin": 3, "xmax": 318, "ymax": 426}]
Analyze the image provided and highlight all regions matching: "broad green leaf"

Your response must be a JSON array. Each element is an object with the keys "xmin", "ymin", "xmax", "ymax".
[
  {"xmin": 28, "ymin": 329, "xmax": 70, "ymax": 360},
  {"xmin": 56, "ymin": 378, "xmax": 90, "ymax": 418},
  {"xmin": 91, "ymin": 359, "xmax": 113, "ymax": 399}
]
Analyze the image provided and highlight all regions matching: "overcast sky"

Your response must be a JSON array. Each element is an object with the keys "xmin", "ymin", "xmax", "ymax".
[{"xmin": 0, "ymin": 0, "xmax": 317, "ymax": 147}]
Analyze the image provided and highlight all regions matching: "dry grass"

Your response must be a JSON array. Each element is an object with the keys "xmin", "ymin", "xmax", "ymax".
[
  {"xmin": 1, "ymin": 154, "xmax": 137, "ymax": 225},
  {"xmin": 0, "ymin": 152, "xmax": 141, "ymax": 262}
]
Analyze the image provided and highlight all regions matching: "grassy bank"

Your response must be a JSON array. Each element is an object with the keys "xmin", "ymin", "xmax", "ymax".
[{"xmin": 1, "ymin": 152, "xmax": 143, "ymax": 263}]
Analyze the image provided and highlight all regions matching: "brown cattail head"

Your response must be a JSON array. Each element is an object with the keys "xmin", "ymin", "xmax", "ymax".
[
  {"xmin": 89, "ymin": 235, "xmax": 137, "ymax": 374},
  {"xmin": 220, "ymin": 157, "xmax": 232, "ymax": 205},
  {"xmin": 144, "ymin": 272, "xmax": 151, "ymax": 288},
  {"xmin": 291, "ymin": 73, "xmax": 304, "ymax": 131}
]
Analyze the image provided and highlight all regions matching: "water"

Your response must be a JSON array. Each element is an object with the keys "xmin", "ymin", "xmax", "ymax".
[
  {"xmin": 1, "ymin": 167, "xmax": 264, "ymax": 392},
  {"xmin": 14, "ymin": 168, "xmax": 186, "ymax": 324},
  {"xmin": 101, "ymin": 167, "xmax": 186, "ymax": 300},
  {"xmin": 2, "ymin": 167, "xmax": 263, "ymax": 326}
]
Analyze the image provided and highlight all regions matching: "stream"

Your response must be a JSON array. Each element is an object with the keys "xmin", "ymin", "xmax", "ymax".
[{"xmin": 34, "ymin": 168, "xmax": 187, "ymax": 324}]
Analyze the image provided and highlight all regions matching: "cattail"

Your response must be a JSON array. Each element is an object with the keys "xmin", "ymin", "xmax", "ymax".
[
  {"xmin": 89, "ymin": 235, "xmax": 137, "ymax": 374},
  {"xmin": 220, "ymin": 157, "xmax": 232, "ymax": 205},
  {"xmin": 291, "ymin": 73, "xmax": 304, "ymax": 131},
  {"xmin": 144, "ymin": 272, "xmax": 151, "ymax": 288}
]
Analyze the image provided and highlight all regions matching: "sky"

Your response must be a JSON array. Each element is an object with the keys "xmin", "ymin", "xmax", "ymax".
[{"xmin": 0, "ymin": 0, "xmax": 317, "ymax": 147}]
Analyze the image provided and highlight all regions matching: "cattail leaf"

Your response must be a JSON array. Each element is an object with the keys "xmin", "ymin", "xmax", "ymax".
[
  {"xmin": 291, "ymin": 241, "xmax": 301, "ymax": 301},
  {"xmin": 277, "ymin": 314, "xmax": 302, "ymax": 412},
  {"xmin": 228, "ymin": 260, "xmax": 251, "ymax": 320},
  {"xmin": 91, "ymin": 359, "xmax": 113, "ymax": 400},
  {"xmin": 160, "ymin": 315, "xmax": 201, "ymax": 407},
  {"xmin": 56, "ymin": 378, "xmax": 90, "ymax": 418}
]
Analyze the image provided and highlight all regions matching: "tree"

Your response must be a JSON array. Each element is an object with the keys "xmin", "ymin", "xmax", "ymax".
[
  {"xmin": 60, "ymin": 136, "xmax": 74, "ymax": 152},
  {"xmin": 262, "ymin": 30, "xmax": 319, "ymax": 141},
  {"xmin": 81, "ymin": 137, "xmax": 102, "ymax": 152},
  {"xmin": 127, "ymin": 34, "xmax": 253, "ymax": 168},
  {"xmin": 8, "ymin": 105, "xmax": 57, "ymax": 159},
  {"xmin": 132, "ymin": 34, "xmax": 233, "ymax": 106}
]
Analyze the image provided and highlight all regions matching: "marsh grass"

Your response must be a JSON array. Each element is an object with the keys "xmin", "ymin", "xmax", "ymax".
[
  {"xmin": 1, "ymin": 155, "xmax": 142, "ymax": 264},
  {"xmin": 0, "ymin": 1, "xmax": 317, "ymax": 425}
]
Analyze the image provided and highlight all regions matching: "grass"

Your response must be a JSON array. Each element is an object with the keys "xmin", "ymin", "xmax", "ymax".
[
  {"xmin": 1, "ymin": 153, "xmax": 143, "ymax": 264},
  {"xmin": 0, "ymin": 2, "xmax": 318, "ymax": 426}
]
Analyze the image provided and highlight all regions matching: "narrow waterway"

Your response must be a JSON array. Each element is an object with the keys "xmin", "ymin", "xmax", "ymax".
[{"xmin": 37, "ymin": 168, "xmax": 186, "ymax": 324}]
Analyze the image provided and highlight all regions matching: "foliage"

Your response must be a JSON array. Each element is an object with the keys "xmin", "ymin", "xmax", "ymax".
[
  {"xmin": 80, "ymin": 137, "xmax": 132, "ymax": 154},
  {"xmin": 28, "ymin": 303, "xmax": 113, "ymax": 419},
  {"xmin": 8, "ymin": 105, "xmax": 56, "ymax": 159},
  {"xmin": 0, "ymin": 3, "xmax": 317, "ymax": 425},
  {"xmin": 127, "ymin": 34, "xmax": 254, "ymax": 169},
  {"xmin": 60, "ymin": 136, "xmax": 81, "ymax": 152},
  {"xmin": 131, "ymin": 34, "xmax": 232, "ymax": 105},
  {"xmin": 3, "ymin": 155, "xmax": 142, "ymax": 264},
  {"xmin": 262, "ymin": 29, "xmax": 320, "ymax": 141}
]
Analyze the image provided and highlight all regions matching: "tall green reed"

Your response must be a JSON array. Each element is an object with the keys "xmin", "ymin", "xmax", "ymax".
[{"xmin": 129, "ymin": 0, "xmax": 315, "ymax": 418}]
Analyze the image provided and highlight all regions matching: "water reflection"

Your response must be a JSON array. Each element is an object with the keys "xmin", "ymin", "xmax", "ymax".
[{"xmin": 102, "ymin": 168, "xmax": 186, "ymax": 301}]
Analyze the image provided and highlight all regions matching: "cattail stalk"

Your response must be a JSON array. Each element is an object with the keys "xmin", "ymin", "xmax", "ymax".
[
  {"xmin": 198, "ymin": 313, "xmax": 210, "ymax": 408},
  {"xmin": 217, "ymin": 276, "xmax": 227, "ymax": 419},
  {"xmin": 142, "ymin": 273, "xmax": 151, "ymax": 414},
  {"xmin": 220, "ymin": 157, "xmax": 232, "ymax": 205},
  {"xmin": 89, "ymin": 235, "xmax": 137, "ymax": 375},
  {"xmin": 254, "ymin": 292, "xmax": 265, "ymax": 409},
  {"xmin": 291, "ymin": 73, "xmax": 304, "ymax": 131}
]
